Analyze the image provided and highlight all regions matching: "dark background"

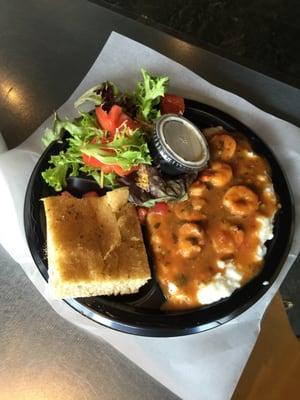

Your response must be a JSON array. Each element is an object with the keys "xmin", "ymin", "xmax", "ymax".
[{"xmin": 91, "ymin": 0, "xmax": 300, "ymax": 89}]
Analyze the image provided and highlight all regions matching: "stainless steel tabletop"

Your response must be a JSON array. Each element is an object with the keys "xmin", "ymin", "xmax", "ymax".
[
  {"xmin": 0, "ymin": 246, "xmax": 179, "ymax": 399},
  {"xmin": 0, "ymin": 0, "xmax": 299, "ymax": 399}
]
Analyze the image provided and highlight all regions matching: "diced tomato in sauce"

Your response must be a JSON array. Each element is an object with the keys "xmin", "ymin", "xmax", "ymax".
[
  {"xmin": 137, "ymin": 207, "xmax": 148, "ymax": 224},
  {"xmin": 149, "ymin": 202, "xmax": 169, "ymax": 215}
]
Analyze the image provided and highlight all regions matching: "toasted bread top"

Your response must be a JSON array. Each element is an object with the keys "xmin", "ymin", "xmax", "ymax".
[
  {"xmin": 43, "ymin": 196, "xmax": 121, "ymax": 283},
  {"xmin": 106, "ymin": 203, "xmax": 150, "ymax": 280},
  {"xmin": 106, "ymin": 187, "xmax": 129, "ymax": 213},
  {"xmin": 43, "ymin": 188, "xmax": 150, "ymax": 290}
]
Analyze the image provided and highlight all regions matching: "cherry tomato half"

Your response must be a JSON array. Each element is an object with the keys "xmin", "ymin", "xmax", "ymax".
[
  {"xmin": 60, "ymin": 191, "xmax": 73, "ymax": 197},
  {"xmin": 95, "ymin": 104, "xmax": 138, "ymax": 136},
  {"xmin": 160, "ymin": 94, "xmax": 185, "ymax": 115},
  {"xmin": 82, "ymin": 191, "xmax": 99, "ymax": 198},
  {"xmin": 82, "ymin": 153, "xmax": 139, "ymax": 177}
]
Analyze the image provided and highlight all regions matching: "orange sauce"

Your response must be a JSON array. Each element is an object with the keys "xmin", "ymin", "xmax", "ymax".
[{"xmin": 147, "ymin": 131, "xmax": 279, "ymax": 310}]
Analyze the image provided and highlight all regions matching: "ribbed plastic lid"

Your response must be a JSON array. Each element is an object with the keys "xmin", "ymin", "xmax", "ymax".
[{"xmin": 155, "ymin": 114, "xmax": 209, "ymax": 171}]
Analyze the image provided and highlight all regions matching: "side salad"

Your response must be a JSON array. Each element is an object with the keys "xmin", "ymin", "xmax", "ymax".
[{"xmin": 42, "ymin": 69, "xmax": 187, "ymax": 204}]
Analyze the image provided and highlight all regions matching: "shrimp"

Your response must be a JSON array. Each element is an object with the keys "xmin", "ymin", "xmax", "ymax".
[
  {"xmin": 209, "ymin": 134, "xmax": 237, "ymax": 161},
  {"xmin": 149, "ymin": 232, "xmax": 164, "ymax": 253},
  {"xmin": 173, "ymin": 200, "xmax": 206, "ymax": 221},
  {"xmin": 190, "ymin": 197, "xmax": 207, "ymax": 211},
  {"xmin": 188, "ymin": 181, "xmax": 207, "ymax": 210},
  {"xmin": 203, "ymin": 126, "xmax": 224, "ymax": 138},
  {"xmin": 188, "ymin": 181, "xmax": 208, "ymax": 197},
  {"xmin": 223, "ymin": 185, "xmax": 259, "ymax": 216},
  {"xmin": 200, "ymin": 162, "xmax": 233, "ymax": 187},
  {"xmin": 210, "ymin": 222, "xmax": 244, "ymax": 256},
  {"xmin": 177, "ymin": 223, "xmax": 205, "ymax": 258}
]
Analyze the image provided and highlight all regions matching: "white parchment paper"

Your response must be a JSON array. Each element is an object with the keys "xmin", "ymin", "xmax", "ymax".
[{"xmin": 0, "ymin": 32, "xmax": 299, "ymax": 400}]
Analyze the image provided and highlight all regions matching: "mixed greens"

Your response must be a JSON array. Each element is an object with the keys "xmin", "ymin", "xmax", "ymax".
[
  {"xmin": 42, "ymin": 68, "xmax": 190, "ymax": 206},
  {"xmin": 42, "ymin": 69, "xmax": 169, "ymax": 191},
  {"xmin": 135, "ymin": 69, "xmax": 169, "ymax": 122},
  {"xmin": 119, "ymin": 165, "xmax": 196, "ymax": 206}
]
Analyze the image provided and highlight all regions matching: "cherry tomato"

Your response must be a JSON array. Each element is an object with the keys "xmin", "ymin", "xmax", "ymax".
[
  {"xmin": 160, "ymin": 94, "xmax": 185, "ymax": 115},
  {"xmin": 60, "ymin": 191, "xmax": 73, "ymax": 197},
  {"xmin": 82, "ymin": 153, "xmax": 115, "ymax": 173},
  {"xmin": 82, "ymin": 191, "xmax": 99, "ymax": 198},
  {"xmin": 95, "ymin": 104, "xmax": 138, "ymax": 136},
  {"xmin": 95, "ymin": 106, "xmax": 115, "ymax": 134},
  {"xmin": 82, "ymin": 153, "xmax": 139, "ymax": 177},
  {"xmin": 84, "ymin": 104, "xmax": 141, "ymax": 176},
  {"xmin": 149, "ymin": 202, "xmax": 169, "ymax": 215},
  {"xmin": 112, "ymin": 164, "xmax": 139, "ymax": 177},
  {"xmin": 108, "ymin": 104, "xmax": 123, "ymax": 125},
  {"xmin": 117, "ymin": 112, "xmax": 139, "ymax": 130}
]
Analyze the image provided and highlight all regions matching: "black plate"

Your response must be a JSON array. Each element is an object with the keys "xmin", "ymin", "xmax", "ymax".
[{"xmin": 24, "ymin": 99, "xmax": 295, "ymax": 337}]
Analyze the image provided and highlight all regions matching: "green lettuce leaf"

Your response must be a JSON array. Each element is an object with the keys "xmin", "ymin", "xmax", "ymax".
[
  {"xmin": 80, "ymin": 129, "xmax": 152, "ymax": 171},
  {"xmin": 74, "ymin": 81, "xmax": 119, "ymax": 110},
  {"xmin": 42, "ymin": 112, "xmax": 102, "ymax": 147},
  {"xmin": 135, "ymin": 68, "xmax": 169, "ymax": 122},
  {"xmin": 41, "ymin": 114, "xmax": 67, "ymax": 146},
  {"xmin": 74, "ymin": 85, "xmax": 103, "ymax": 109},
  {"xmin": 80, "ymin": 165, "xmax": 118, "ymax": 188},
  {"xmin": 41, "ymin": 150, "xmax": 82, "ymax": 191}
]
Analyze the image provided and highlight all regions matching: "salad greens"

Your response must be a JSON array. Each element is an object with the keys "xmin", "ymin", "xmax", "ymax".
[
  {"xmin": 119, "ymin": 165, "xmax": 195, "ymax": 207},
  {"xmin": 42, "ymin": 113, "xmax": 151, "ymax": 191},
  {"xmin": 135, "ymin": 68, "xmax": 169, "ymax": 122},
  {"xmin": 42, "ymin": 68, "xmax": 193, "ymax": 207},
  {"xmin": 42, "ymin": 69, "xmax": 169, "ymax": 192},
  {"xmin": 42, "ymin": 113, "xmax": 99, "ymax": 191},
  {"xmin": 74, "ymin": 81, "xmax": 119, "ymax": 110},
  {"xmin": 80, "ymin": 130, "xmax": 151, "ymax": 171},
  {"xmin": 70, "ymin": 69, "xmax": 169, "ymax": 122}
]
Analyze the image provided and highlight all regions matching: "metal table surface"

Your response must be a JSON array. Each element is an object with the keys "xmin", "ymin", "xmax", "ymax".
[{"xmin": 0, "ymin": 1, "xmax": 299, "ymax": 399}]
